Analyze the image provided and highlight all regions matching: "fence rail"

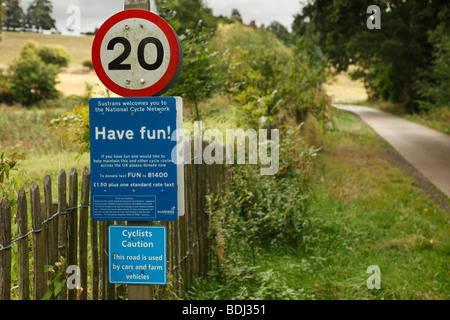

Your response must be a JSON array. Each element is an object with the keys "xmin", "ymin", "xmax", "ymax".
[{"xmin": 0, "ymin": 159, "xmax": 227, "ymax": 300}]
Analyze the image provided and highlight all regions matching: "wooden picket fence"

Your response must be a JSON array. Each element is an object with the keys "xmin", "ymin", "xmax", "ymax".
[{"xmin": 0, "ymin": 159, "xmax": 227, "ymax": 300}]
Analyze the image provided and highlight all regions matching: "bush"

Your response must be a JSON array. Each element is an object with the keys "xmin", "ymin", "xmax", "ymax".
[
  {"xmin": 1, "ymin": 41, "xmax": 70, "ymax": 106},
  {"xmin": 49, "ymin": 102, "xmax": 90, "ymax": 159},
  {"xmin": 0, "ymin": 151, "xmax": 26, "ymax": 206},
  {"xmin": 165, "ymin": 22, "xmax": 222, "ymax": 120},
  {"xmin": 227, "ymin": 165, "xmax": 308, "ymax": 245},
  {"xmin": 9, "ymin": 53, "xmax": 60, "ymax": 106},
  {"xmin": 0, "ymin": 70, "xmax": 14, "ymax": 104},
  {"xmin": 414, "ymin": 10, "xmax": 450, "ymax": 111},
  {"xmin": 19, "ymin": 41, "xmax": 71, "ymax": 69},
  {"xmin": 198, "ymin": 124, "xmax": 318, "ymax": 299},
  {"xmin": 209, "ymin": 124, "xmax": 315, "ymax": 254},
  {"xmin": 19, "ymin": 40, "xmax": 40, "ymax": 58},
  {"xmin": 214, "ymin": 23, "xmax": 329, "ymax": 128},
  {"xmin": 214, "ymin": 23, "xmax": 292, "ymax": 129},
  {"xmin": 37, "ymin": 45, "xmax": 71, "ymax": 69},
  {"xmin": 82, "ymin": 59, "xmax": 94, "ymax": 70}
]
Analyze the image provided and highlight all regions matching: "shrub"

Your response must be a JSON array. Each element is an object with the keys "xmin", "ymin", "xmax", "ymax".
[
  {"xmin": 20, "ymin": 41, "xmax": 71, "ymax": 69},
  {"xmin": 37, "ymin": 45, "xmax": 71, "ymax": 69},
  {"xmin": 19, "ymin": 40, "xmax": 40, "ymax": 58},
  {"xmin": 0, "ymin": 151, "xmax": 26, "ymax": 206},
  {"xmin": 2, "ymin": 41, "xmax": 70, "ymax": 106},
  {"xmin": 209, "ymin": 124, "xmax": 315, "ymax": 255},
  {"xmin": 9, "ymin": 53, "xmax": 60, "ymax": 106},
  {"xmin": 82, "ymin": 59, "xmax": 94, "ymax": 70},
  {"xmin": 414, "ymin": 10, "xmax": 450, "ymax": 111},
  {"xmin": 166, "ymin": 22, "xmax": 222, "ymax": 120},
  {"xmin": 215, "ymin": 23, "xmax": 292, "ymax": 129},
  {"xmin": 49, "ymin": 102, "xmax": 90, "ymax": 159},
  {"xmin": 0, "ymin": 70, "xmax": 14, "ymax": 104}
]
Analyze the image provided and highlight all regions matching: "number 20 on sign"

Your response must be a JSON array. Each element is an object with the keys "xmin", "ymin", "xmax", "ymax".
[{"xmin": 92, "ymin": 9, "xmax": 183, "ymax": 97}]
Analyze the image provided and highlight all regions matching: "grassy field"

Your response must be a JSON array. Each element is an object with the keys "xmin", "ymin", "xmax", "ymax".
[
  {"xmin": 0, "ymin": 31, "xmax": 93, "ymax": 69},
  {"xmin": 0, "ymin": 101, "xmax": 90, "ymax": 197},
  {"xmin": 0, "ymin": 31, "xmax": 112, "ymax": 191},
  {"xmin": 0, "ymin": 31, "xmax": 111, "ymax": 97},
  {"xmin": 322, "ymin": 67, "xmax": 368, "ymax": 103},
  {"xmin": 191, "ymin": 108, "xmax": 449, "ymax": 300}
]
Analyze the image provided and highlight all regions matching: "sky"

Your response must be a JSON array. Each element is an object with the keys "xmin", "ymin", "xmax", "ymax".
[{"xmin": 20, "ymin": 0, "xmax": 304, "ymax": 35}]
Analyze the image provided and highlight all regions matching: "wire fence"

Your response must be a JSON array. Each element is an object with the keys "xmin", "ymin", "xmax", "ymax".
[{"xmin": 0, "ymin": 158, "xmax": 228, "ymax": 300}]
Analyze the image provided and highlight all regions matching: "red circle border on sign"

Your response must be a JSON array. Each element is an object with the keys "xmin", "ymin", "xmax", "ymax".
[{"xmin": 92, "ymin": 9, "xmax": 182, "ymax": 97}]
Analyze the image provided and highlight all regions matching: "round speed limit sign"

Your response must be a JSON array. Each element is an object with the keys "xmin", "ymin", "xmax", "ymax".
[{"xmin": 92, "ymin": 9, "xmax": 183, "ymax": 97}]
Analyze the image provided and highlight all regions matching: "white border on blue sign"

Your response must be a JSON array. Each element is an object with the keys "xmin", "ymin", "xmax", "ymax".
[
  {"xmin": 175, "ymin": 97, "xmax": 185, "ymax": 217},
  {"xmin": 108, "ymin": 225, "xmax": 167, "ymax": 285}
]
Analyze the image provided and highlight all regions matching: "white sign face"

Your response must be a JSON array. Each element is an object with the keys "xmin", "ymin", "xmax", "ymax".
[
  {"xmin": 92, "ymin": 10, "xmax": 182, "ymax": 97},
  {"xmin": 100, "ymin": 18, "xmax": 171, "ymax": 90}
]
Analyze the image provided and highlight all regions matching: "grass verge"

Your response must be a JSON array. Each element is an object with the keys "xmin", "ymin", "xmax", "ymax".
[
  {"xmin": 345, "ymin": 100, "xmax": 450, "ymax": 135},
  {"xmin": 190, "ymin": 108, "xmax": 449, "ymax": 300}
]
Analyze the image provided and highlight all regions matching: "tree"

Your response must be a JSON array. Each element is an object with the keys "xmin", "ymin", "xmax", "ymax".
[
  {"xmin": 281, "ymin": 35, "xmax": 329, "ymax": 123},
  {"xmin": 414, "ymin": 8, "xmax": 450, "ymax": 110},
  {"xmin": 37, "ymin": 45, "xmax": 71, "ymax": 68},
  {"xmin": 9, "ymin": 53, "xmax": 59, "ymax": 105},
  {"xmin": 166, "ymin": 22, "xmax": 222, "ymax": 120},
  {"xmin": 0, "ymin": 0, "xmax": 5, "ymax": 36},
  {"xmin": 231, "ymin": 9, "xmax": 242, "ymax": 23},
  {"xmin": 267, "ymin": 21, "xmax": 292, "ymax": 46},
  {"xmin": 155, "ymin": 0, "xmax": 216, "ymax": 35},
  {"xmin": 213, "ymin": 22, "xmax": 293, "ymax": 128},
  {"xmin": 26, "ymin": 0, "xmax": 56, "ymax": 32},
  {"xmin": 3, "ymin": 41, "xmax": 69, "ymax": 105},
  {"xmin": 294, "ymin": 0, "xmax": 448, "ymax": 112},
  {"xmin": 4, "ymin": 0, "xmax": 24, "ymax": 31},
  {"xmin": 19, "ymin": 40, "xmax": 71, "ymax": 69}
]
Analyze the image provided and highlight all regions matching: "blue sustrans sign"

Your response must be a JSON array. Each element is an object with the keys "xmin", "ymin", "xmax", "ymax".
[
  {"xmin": 109, "ymin": 225, "xmax": 167, "ymax": 285},
  {"xmin": 89, "ymin": 97, "xmax": 184, "ymax": 222}
]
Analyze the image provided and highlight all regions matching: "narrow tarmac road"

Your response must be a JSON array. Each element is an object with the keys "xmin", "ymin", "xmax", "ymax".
[{"xmin": 333, "ymin": 104, "xmax": 450, "ymax": 199}]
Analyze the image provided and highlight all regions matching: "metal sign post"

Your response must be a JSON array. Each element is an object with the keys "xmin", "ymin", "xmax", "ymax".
[
  {"xmin": 122, "ymin": 0, "xmax": 157, "ymax": 301},
  {"xmin": 91, "ymin": 0, "xmax": 183, "ymax": 301},
  {"xmin": 125, "ymin": 0, "xmax": 150, "ymax": 11},
  {"xmin": 124, "ymin": 0, "xmax": 154, "ymax": 302}
]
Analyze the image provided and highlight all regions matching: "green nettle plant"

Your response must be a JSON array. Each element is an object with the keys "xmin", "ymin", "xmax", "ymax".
[
  {"xmin": 49, "ymin": 82, "xmax": 110, "ymax": 159},
  {"xmin": 208, "ymin": 124, "xmax": 314, "ymax": 256},
  {"xmin": 50, "ymin": 102, "xmax": 90, "ymax": 159},
  {"xmin": 41, "ymin": 257, "xmax": 67, "ymax": 300},
  {"xmin": 0, "ymin": 151, "xmax": 26, "ymax": 206}
]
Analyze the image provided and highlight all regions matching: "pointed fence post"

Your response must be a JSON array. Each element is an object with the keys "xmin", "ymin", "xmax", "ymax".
[
  {"xmin": 17, "ymin": 189, "xmax": 30, "ymax": 300},
  {"xmin": 0, "ymin": 198, "xmax": 11, "ymax": 300},
  {"xmin": 31, "ymin": 182, "xmax": 46, "ymax": 300}
]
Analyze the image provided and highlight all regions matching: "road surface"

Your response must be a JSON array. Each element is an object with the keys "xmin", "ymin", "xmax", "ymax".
[{"xmin": 333, "ymin": 104, "xmax": 450, "ymax": 199}]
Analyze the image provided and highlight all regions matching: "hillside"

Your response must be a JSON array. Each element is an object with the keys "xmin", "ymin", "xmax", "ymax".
[
  {"xmin": 0, "ymin": 31, "xmax": 107, "ymax": 97},
  {"xmin": 0, "ymin": 31, "xmax": 93, "ymax": 69},
  {"xmin": 0, "ymin": 31, "xmax": 366, "ymax": 100}
]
